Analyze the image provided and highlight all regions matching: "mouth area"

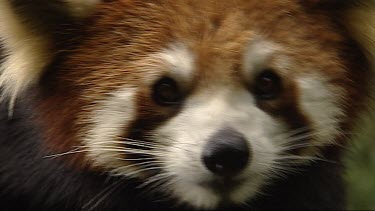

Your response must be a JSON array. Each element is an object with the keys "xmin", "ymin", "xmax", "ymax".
[
  {"xmin": 200, "ymin": 177, "xmax": 243, "ymax": 191},
  {"xmin": 159, "ymin": 169, "xmax": 261, "ymax": 209},
  {"xmin": 198, "ymin": 177, "xmax": 245, "ymax": 203}
]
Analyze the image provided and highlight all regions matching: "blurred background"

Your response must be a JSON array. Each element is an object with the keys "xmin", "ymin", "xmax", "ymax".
[{"xmin": 345, "ymin": 113, "xmax": 375, "ymax": 210}]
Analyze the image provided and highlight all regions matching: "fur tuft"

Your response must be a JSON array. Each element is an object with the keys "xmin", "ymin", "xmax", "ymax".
[
  {"xmin": 343, "ymin": 1, "xmax": 375, "ymax": 146},
  {"xmin": 344, "ymin": 1, "xmax": 375, "ymax": 64},
  {"xmin": 0, "ymin": 0, "xmax": 100, "ymax": 110},
  {"xmin": 0, "ymin": 1, "xmax": 53, "ymax": 109}
]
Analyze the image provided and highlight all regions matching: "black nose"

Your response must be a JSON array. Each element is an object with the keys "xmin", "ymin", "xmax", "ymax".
[{"xmin": 202, "ymin": 127, "xmax": 250, "ymax": 177}]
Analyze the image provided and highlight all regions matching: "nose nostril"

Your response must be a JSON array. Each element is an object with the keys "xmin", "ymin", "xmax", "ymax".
[{"xmin": 202, "ymin": 128, "xmax": 250, "ymax": 177}]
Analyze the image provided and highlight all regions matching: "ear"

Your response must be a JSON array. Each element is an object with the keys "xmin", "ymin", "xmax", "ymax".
[
  {"xmin": 343, "ymin": 1, "xmax": 375, "ymax": 65},
  {"xmin": 0, "ymin": 0, "xmax": 100, "ymax": 105},
  {"xmin": 301, "ymin": 0, "xmax": 375, "ymax": 147},
  {"xmin": 301, "ymin": 0, "xmax": 375, "ymax": 64},
  {"xmin": 342, "ymin": 1, "xmax": 375, "ymax": 135}
]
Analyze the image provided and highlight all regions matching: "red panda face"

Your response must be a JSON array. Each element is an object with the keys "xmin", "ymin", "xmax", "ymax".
[{"xmin": 2, "ymin": 0, "xmax": 369, "ymax": 209}]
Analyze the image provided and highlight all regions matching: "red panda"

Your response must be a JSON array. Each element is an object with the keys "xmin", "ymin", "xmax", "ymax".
[{"xmin": 0, "ymin": 0, "xmax": 374, "ymax": 210}]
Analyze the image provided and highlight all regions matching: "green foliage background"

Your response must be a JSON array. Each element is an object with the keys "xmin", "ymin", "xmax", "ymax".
[{"xmin": 345, "ymin": 114, "xmax": 375, "ymax": 210}]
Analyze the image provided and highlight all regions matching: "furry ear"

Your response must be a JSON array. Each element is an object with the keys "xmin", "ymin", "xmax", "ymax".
[
  {"xmin": 301, "ymin": 0, "xmax": 375, "ymax": 64},
  {"xmin": 343, "ymin": 1, "xmax": 375, "ymax": 64},
  {"xmin": 343, "ymin": 1, "xmax": 375, "ymax": 149},
  {"xmin": 0, "ymin": 0, "xmax": 100, "ymax": 107}
]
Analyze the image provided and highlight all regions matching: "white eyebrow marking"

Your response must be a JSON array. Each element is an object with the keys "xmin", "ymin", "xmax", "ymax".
[
  {"xmin": 157, "ymin": 43, "xmax": 195, "ymax": 84},
  {"xmin": 242, "ymin": 39, "xmax": 278, "ymax": 77}
]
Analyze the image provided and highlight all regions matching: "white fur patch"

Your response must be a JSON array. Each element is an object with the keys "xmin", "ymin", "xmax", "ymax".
[
  {"xmin": 297, "ymin": 74, "xmax": 345, "ymax": 145},
  {"xmin": 153, "ymin": 87, "xmax": 284, "ymax": 209},
  {"xmin": 243, "ymin": 39, "xmax": 278, "ymax": 78},
  {"xmin": 65, "ymin": 0, "xmax": 100, "ymax": 17},
  {"xmin": 0, "ymin": 1, "xmax": 53, "ymax": 107},
  {"xmin": 151, "ymin": 74, "xmax": 343, "ymax": 209},
  {"xmin": 84, "ymin": 88, "xmax": 137, "ymax": 174},
  {"xmin": 82, "ymin": 46, "xmax": 194, "ymax": 177},
  {"xmin": 157, "ymin": 43, "xmax": 195, "ymax": 85}
]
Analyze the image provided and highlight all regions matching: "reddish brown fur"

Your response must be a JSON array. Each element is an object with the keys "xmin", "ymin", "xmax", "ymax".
[{"xmin": 36, "ymin": 0, "xmax": 370, "ymax": 169}]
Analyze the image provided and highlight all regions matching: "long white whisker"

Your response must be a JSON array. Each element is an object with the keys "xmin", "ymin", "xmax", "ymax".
[
  {"xmin": 137, "ymin": 172, "xmax": 173, "ymax": 189},
  {"xmin": 44, "ymin": 147, "xmax": 164, "ymax": 159},
  {"xmin": 44, "ymin": 148, "xmax": 86, "ymax": 159},
  {"xmin": 117, "ymin": 166, "xmax": 164, "ymax": 178},
  {"xmin": 83, "ymin": 179, "xmax": 124, "ymax": 211}
]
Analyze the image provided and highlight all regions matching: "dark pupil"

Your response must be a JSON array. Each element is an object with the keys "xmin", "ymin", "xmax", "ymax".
[
  {"xmin": 259, "ymin": 77, "xmax": 273, "ymax": 91},
  {"xmin": 254, "ymin": 70, "xmax": 281, "ymax": 99},
  {"xmin": 153, "ymin": 77, "xmax": 181, "ymax": 105}
]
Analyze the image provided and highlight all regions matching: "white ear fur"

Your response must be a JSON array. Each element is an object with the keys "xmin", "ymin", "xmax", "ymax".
[
  {"xmin": 344, "ymin": 1, "xmax": 375, "ymax": 138},
  {"xmin": 344, "ymin": 1, "xmax": 375, "ymax": 65},
  {"xmin": 0, "ymin": 0, "xmax": 100, "ymax": 109},
  {"xmin": 0, "ymin": 1, "xmax": 53, "ymax": 107}
]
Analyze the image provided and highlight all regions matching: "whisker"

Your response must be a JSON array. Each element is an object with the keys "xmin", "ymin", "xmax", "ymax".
[
  {"xmin": 80, "ymin": 138, "xmax": 193, "ymax": 152},
  {"xmin": 87, "ymin": 139, "xmax": 164, "ymax": 148},
  {"xmin": 137, "ymin": 172, "xmax": 173, "ymax": 189},
  {"xmin": 274, "ymin": 155, "xmax": 337, "ymax": 165},
  {"xmin": 283, "ymin": 129, "xmax": 332, "ymax": 142},
  {"xmin": 118, "ymin": 166, "xmax": 164, "ymax": 178},
  {"xmin": 83, "ymin": 179, "xmax": 125, "ymax": 211},
  {"xmin": 274, "ymin": 126, "xmax": 311, "ymax": 139},
  {"xmin": 44, "ymin": 148, "xmax": 86, "ymax": 159},
  {"xmin": 114, "ymin": 160, "xmax": 165, "ymax": 169},
  {"xmin": 44, "ymin": 147, "xmax": 164, "ymax": 159},
  {"xmin": 280, "ymin": 140, "xmax": 349, "ymax": 151}
]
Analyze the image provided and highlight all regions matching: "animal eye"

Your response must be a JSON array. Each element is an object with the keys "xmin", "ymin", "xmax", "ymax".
[
  {"xmin": 152, "ymin": 77, "xmax": 183, "ymax": 106},
  {"xmin": 253, "ymin": 69, "xmax": 282, "ymax": 100}
]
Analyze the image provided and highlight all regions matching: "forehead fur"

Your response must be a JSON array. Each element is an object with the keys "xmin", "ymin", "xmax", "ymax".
[
  {"xmin": 52, "ymin": 0, "xmax": 362, "ymax": 101},
  {"xmin": 32, "ymin": 0, "xmax": 370, "ymax": 160},
  {"xmin": 0, "ymin": 0, "xmax": 373, "ymax": 112},
  {"xmin": 44, "ymin": 0, "xmax": 363, "ymax": 113}
]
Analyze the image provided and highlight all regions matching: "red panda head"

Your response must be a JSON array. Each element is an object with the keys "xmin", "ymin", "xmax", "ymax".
[{"xmin": 1, "ymin": 0, "xmax": 374, "ymax": 209}]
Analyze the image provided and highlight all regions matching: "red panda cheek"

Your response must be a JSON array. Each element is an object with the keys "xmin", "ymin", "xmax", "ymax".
[{"xmin": 255, "ymin": 76, "xmax": 313, "ymax": 154}]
